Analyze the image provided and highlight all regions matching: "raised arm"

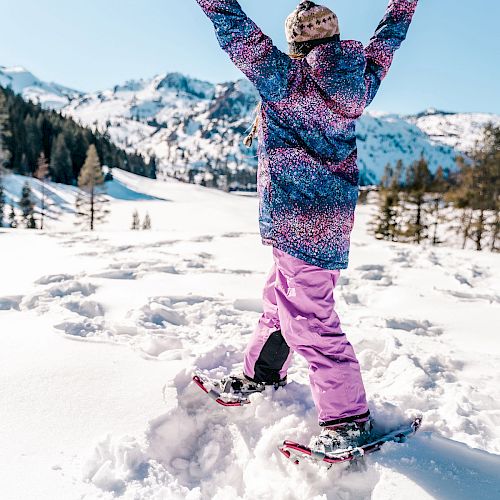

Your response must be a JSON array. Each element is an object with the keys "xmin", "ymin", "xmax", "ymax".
[
  {"xmin": 195, "ymin": 0, "xmax": 293, "ymax": 100},
  {"xmin": 364, "ymin": 0, "xmax": 419, "ymax": 106}
]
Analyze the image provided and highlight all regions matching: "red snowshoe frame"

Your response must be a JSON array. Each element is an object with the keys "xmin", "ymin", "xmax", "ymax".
[
  {"xmin": 192, "ymin": 374, "xmax": 251, "ymax": 407},
  {"xmin": 279, "ymin": 417, "xmax": 422, "ymax": 466}
]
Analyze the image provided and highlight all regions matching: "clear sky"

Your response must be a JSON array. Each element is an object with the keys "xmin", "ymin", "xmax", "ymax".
[{"xmin": 1, "ymin": 0, "xmax": 499, "ymax": 114}]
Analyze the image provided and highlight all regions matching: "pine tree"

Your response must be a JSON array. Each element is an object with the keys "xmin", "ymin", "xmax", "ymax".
[
  {"xmin": 19, "ymin": 182, "xmax": 37, "ymax": 229},
  {"xmin": 131, "ymin": 209, "xmax": 140, "ymax": 230},
  {"xmin": 8, "ymin": 204, "xmax": 17, "ymax": 228},
  {"xmin": 401, "ymin": 156, "xmax": 432, "ymax": 244},
  {"xmin": 142, "ymin": 213, "xmax": 152, "ymax": 230},
  {"xmin": 373, "ymin": 190, "xmax": 400, "ymax": 241},
  {"xmin": 372, "ymin": 162, "xmax": 402, "ymax": 241},
  {"xmin": 34, "ymin": 152, "xmax": 50, "ymax": 230},
  {"xmin": 50, "ymin": 134, "xmax": 73, "ymax": 184},
  {"xmin": 75, "ymin": 144, "xmax": 109, "ymax": 231},
  {"xmin": 27, "ymin": 212, "xmax": 37, "ymax": 229},
  {"xmin": 427, "ymin": 166, "xmax": 449, "ymax": 246}
]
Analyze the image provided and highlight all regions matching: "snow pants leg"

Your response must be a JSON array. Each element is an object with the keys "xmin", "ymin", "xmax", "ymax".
[
  {"xmin": 243, "ymin": 264, "xmax": 293, "ymax": 384},
  {"xmin": 244, "ymin": 248, "xmax": 370, "ymax": 426}
]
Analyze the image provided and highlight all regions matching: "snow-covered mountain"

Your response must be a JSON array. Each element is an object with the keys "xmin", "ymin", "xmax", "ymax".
[
  {"xmin": 2, "ymin": 65, "xmax": 499, "ymax": 182},
  {"xmin": 408, "ymin": 108, "xmax": 500, "ymax": 153},
  {"xmin": 62, "ymin": 73, "xmax": 260, "ymax": 185},
  {"xmin": 60, "ymin": 74, "xmax": 500, "ymax": 183},
  {"xmin": 0, "ymin": 65, "xmax": 82, "ymax": 110}
]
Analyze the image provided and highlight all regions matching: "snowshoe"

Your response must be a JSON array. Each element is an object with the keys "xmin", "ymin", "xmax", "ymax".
[
  {"xmin": 279, "ymin": 416, "xmax": 422, "ymax": 466},
  {"xmin": 193, "ymin": 371, "xmax": 285, "ymax": 407}
]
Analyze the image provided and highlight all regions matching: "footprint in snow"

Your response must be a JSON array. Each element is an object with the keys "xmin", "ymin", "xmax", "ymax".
[
  {"xmin": 0, "ymin": 295, "xmax": 23, "ymax": 311},
  {"xmin": 20, "ymin": 280, "xmax": 97, "ymax": 311},
  {"xmin": 390, "ymin": 248, "xmax": 415, "ymax": 267},
  {"xmin": 355, "ymin": 264, "xmax": 393, "ymax": 285},
  {"xmin": 385, "ymin": 318, "xmax": 443, "ymax": 336},
  {"xmin": 137, "ymin": 298, "xmax": 188, "ymax": 329},
  {"xmin": 63, "ymin": 300, "xmax": 105, "ymax": 319},
  {"xmin": 93, "ymin": 269, "xmax": 137, "ymax": 280},
  {"xmin": 55, "ymin": 318, "xmax": 106, "ymax": 338},
  {"xmin": 35, "ymin": 273, "xmax": 76, "ymax": 285}
]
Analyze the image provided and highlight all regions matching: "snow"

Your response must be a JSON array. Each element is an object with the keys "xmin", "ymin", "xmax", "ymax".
[{"xmin": 1, "ymin": 170, "xmax": 499, "ymax": 499}]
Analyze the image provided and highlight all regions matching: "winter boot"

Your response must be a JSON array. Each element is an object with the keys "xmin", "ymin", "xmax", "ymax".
[
  {"xmin": 219, "ymin": 372, "xmax": 286, "ymax": 397},
  {"xmin": 308, "ymin": 420, "xmax": 373, "ymax": 456},
  {"xmin": 193, "ymin": 371, "xmax": 287, "ymax": 406}
]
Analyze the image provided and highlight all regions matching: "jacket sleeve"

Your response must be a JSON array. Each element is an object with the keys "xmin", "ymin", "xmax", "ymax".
[
  {"xmin": 363, "ymin": 0, "xmax": 419, "ymax": 107},
  {"xmin": 195, "ymin": 0, "xmax": 293, "ymax": 100}
]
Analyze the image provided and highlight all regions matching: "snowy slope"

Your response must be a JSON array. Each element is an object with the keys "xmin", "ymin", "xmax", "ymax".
[
  {"xmin": 0, "ymin": 65, "xmax": 82, "ymax": 109},
  {"xmin": 408, "ymin": 109, "xmax": 500, "ymax": 152},
  {"xmin": 1, "ymin": 170, "xmax": 499, "ymax": 499},
  {"xmin": 356, "ymin": 112, "xmax": 457, "ymax": 182}
]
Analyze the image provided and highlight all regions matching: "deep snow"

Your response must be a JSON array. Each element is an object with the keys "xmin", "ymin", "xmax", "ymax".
[{"xmin": 1, "ymin": 170, "xmax": 499, "ymax": 499}]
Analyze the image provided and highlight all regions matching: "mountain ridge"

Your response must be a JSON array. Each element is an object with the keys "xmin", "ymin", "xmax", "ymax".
[{"xmin": 2, "ymin": 65, "xmax": 499, "ymax": 184}]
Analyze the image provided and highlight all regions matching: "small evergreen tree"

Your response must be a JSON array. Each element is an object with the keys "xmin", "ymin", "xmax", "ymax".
[
  {"xmin": 401, "ymin": 156, "xmax": 432, "ymax": 244},
  {"xmin": 27, "ymin": 212, "xmax": 37, "ymax": 229},
  {"xmin": 8, "ymin": 204, "xmax": 17, "ymax": 228},
  {"xmin": 427, "ymin": 166, "xmax": 449, "ymax": 246},
  {"xmin": 372, "ymin": 162, "xmax": 402, "ymax": 241},
  {"xmin": 19, "ymin": 182, "xmax": 37, "ymax": 229},
  {"xmin": 34, "ymin": 152, "xmax": 50, "ymax": 230},
  {"xmin": 131, "ymin": 209, "xmax": 140, "ymax": 230},
  {"xmin": 142, "ymin": 213, "xmax": 152, "ymax": 230},
  {"xmin": 75, "ymin": 145, "xmax": 109, "ymax": 231},
  {"xmin": 373, "ymin": 191, "xmax": 400, "ymax": 241}
]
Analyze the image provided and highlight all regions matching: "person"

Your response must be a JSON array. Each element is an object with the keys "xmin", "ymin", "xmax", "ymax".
[{"xmin": 194, "ymin": 0, "xmax": 419, "ymax": 454}]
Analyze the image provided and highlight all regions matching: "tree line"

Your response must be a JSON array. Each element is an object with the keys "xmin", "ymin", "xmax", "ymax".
[
  {"xmin": 0, "ymin": 143, "xmax": 110, "ymax": 231},
  {"xmin": 1, "ymin": 141, "xmax": 154, "ymax": 232},
  {"xmin": 372, "ymin": 124, "xmax": 499, "ymax": 252},
  {"xmin": 0, "ymin": 85, "xmax": 156, "ymax": 184}
]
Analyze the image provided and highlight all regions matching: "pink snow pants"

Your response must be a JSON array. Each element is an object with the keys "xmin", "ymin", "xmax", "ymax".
[{"xmin": 244, "ymin": 248, "xmax": 370, "ymax": 426}]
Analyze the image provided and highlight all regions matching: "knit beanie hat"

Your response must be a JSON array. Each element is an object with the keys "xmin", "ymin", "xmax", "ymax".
[{"xmin": 286, "ymin": 1, "xmax": 340, "ymax": 54}]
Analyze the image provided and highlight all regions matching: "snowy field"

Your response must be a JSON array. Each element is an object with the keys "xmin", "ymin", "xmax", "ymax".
[{"xmin": 1, "ymin": 170, "xmax": 499, "ymax": 500}]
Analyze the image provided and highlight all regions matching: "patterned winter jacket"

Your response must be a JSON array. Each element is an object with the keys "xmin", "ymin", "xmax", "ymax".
[{"xmin": 196, "ymin": 0, "xmax": 419, "ymax": 269}]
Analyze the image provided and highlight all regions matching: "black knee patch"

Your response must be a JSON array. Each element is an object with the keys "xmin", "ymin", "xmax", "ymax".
[{"xmin": 253, "ymin": 330, "xmax": 290, "ymax": 384}]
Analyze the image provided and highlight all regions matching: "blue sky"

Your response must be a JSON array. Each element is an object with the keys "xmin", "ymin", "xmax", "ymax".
[{"xmin": 1, "ymin": 0, "xmax": 499, "ymax": 114}]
